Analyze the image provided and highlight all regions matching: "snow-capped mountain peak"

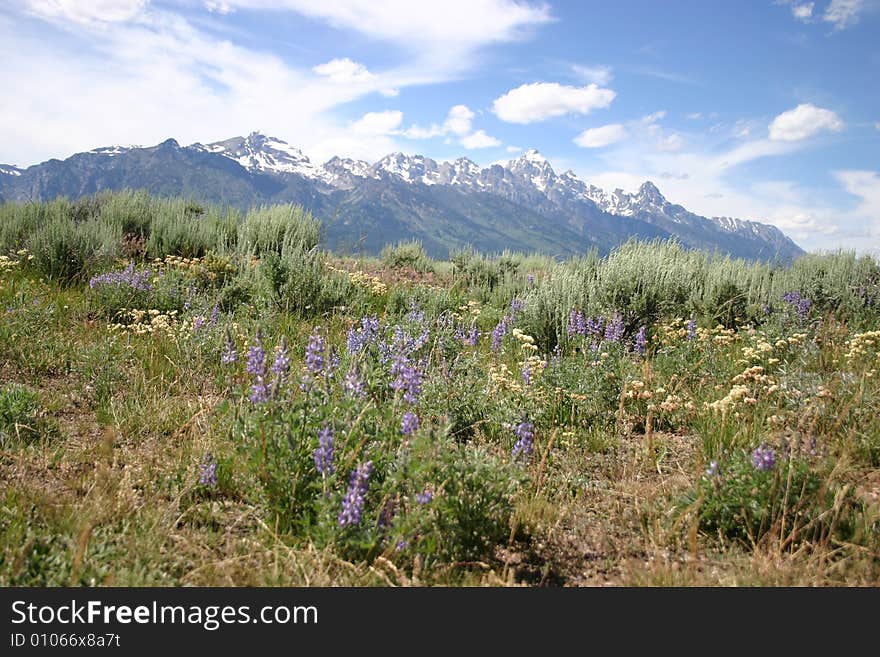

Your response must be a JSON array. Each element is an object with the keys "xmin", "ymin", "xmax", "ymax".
[
  {"xmin": 199, "ymin": 132, "xmax": 332, "ymax": 182},
  {"xmin": 0, "ymin": 164, "xmax": 22, "ymax": 176}
]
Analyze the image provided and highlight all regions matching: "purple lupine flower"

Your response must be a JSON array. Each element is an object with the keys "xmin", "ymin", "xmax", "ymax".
[
  {"xmin": 751, "ymin": 445, "xmax": 777, "ymax": 471},
  {"xmin": 783, "ymin": 292, "xmax": 812, "ymax": 320},
  {"xmin": 199, "ymin": 452, "xmax": 218, "ymax": 486},
  {"xmin": 568, "ymin": 309, "xmax": 586, "ymax": 337},
  {"xmin": 396, "ymin": 540, "xmax": 408, "ymax": 551},
  {"xmin": 527, "ymin": 274, "xmax": 535, "ymax": 286},
  {"xmin": 271, "ymin": 338, "xmax": 290, "ymax": 375},
  {"xmin": 209, "ymin": 304, "xmax": 220, "ymax": 326},
  {"xmin": 314, "ymin": 425, "xmax": 335, "ymax": 475},
  {"xmin": 491, "ymin": 318, "xmax": 509, "ymax": 352},
  {"xmin": 522, "ymin": 366, "xmax": 532, "ymax": 386},
  {"xmin": 391, "ymin": 352, "xmax": 423, "ymax": 404},
  {"xmin": 249, "ymin": 375, "xmax": 269, "ymax": 404},
  {"xmin": 762, "ymin": 303, "xmax": 772, "ymax": 316},
  {"xmin": 346, "ymin": 315, "xmax": 379, "ymax": 355},
  {"xmin": 510, "ymin": 298, "xmax": 525, "ymax": 321},
  {"xmin": 221, "ymin": 331, "xmax": 238, "ymax": 364},
  {"xmin": 705, "ymin": 460, "xmax": 719, "ymax": 477},
  {"xmin": 246, "ymin": 330, "xmax": 265, "ymax": 375},
  {"xmin": 415, "ymin": 489, "xmax": 433, "ymax": 504},
  {"xmin": 305, "ymin": 332, "xmax": 326, "ymax": 375},
  {"xmin": 401, "ymin": 411, "xmax": 419, "ymax": 435},
  {"xmin": 193, "ymin": 315, "xmax": 206, "ymax": 333},
  {"xmin": 328, "ymin": 348, "xmax": 340, "ymax": 375},
  {"xmin": 343, "ymin": 367, "xmax": 366, "ymax": 399},
  {"xmin": 338, "ymin": 461, "xmax": 373, "ymax": 527},
  {"xmin": 89, "ymin": 262, "xmax": 155, "ymax": 292},
  {"xmin": 586, "ymin": 315, "xmax": 604, "ymax": 340},
  {"xmin": 464, "ymin": 324, "xmax": 479, "ymax": 346},
  {"xmin": 687, "ymin": 316, "xmax": 697, "ymax": 341},
  {"xmin": 604, "ymin": 313, "xmax": 625, "ymax": 343},
  {"xmin": 512, "ymin": 420, "xmax": 535, "ymax": 459},
  {"xmin": 634, "ymin": 325, "xmax": 647, "ymax": 356},
  {"xmin": 406, "ymin": 300, "xmax": 425, "ymax": 323}
]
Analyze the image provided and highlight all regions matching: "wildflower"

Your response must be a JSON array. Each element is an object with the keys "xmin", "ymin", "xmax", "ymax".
[
  {"xmin": 314, "ymin": 425, "xmax": 335, "ymax": 476},
  {"xmin": 88, "ymin": 262, "xmax": 154, "ymax": 292},
  {"xmin": 391, "ymin": 352, "xmax": 423, "ymax": 404},
  {"xmin": 705, "ymin": 460, "xmax": 719, "ymax": 477},
  {"xmin": 193, "ymin": 315, "xmax": 205, "ymax": 333},
  {"xmin": 246, "ymin": 330, "xmax": 265, "ymax": 375},
  {"xmin": 512, "ymin": 419, "xmax": 535, "ymax": 459},
  {"xmin": 249, "ymin": 375, "xmax": 269, "ymax": 404},
  {"xmin": 491, "ymin": 318, "xmax": 509, "ymax": 352},
  {"xmin": 406, "ymin": 300, "xmax": 425, "ymax": 323},
  {"xmin": 604, "ymin": 313, "xmax": 625, "ymax": 343},
  {"xmin": 199, "ymin": 452, "xmax": 218, "ymax": 486},
  {"xmin": 782, "ymin": 292, "xmax": 812, "ymax": 320},
  {"xmin": 568, "ymin": 309, "xmax": 586, "ymax": 337},
  {"xmin": 305, "ymin": 332, "xmax": 326, "ymax": 374},
  {"xmin": 271, "ymin": 337, "xmax": 290, "ymax": 375},
  {"xmin": 338, "ymin": 461, "xmax": 373, "ymax": 527},
  {"xmin": 751, "ymin": 445, "xmax": 776, "ymax": 471},
  {"xmin": 527, "ymin": 274, "xmax": 535, "ymax": 286},
  {"xmin": 221, "ymin": 331, "xmax": 238, "ymax": 364},
  {"xmin": 346, "ymin": 315, "xmax": 379, "ymax": 355},
  {"xmin": 401, "ymin": 411, "xmax": 419, "ymax": 435},
  {"xmin": 416, "ymin": 489, "xmax": 433, "ymax": 504},
  {"xmin": 687, "ymin": 316, "xmax": 697, "ymax": 341},
  {"xmin": 634, "ymin": 325, "xmax": 647, "ymax": 356},
  {"xmin": 343, "ymin": 367, "xmax": 366, "ymax": 399},
  {"xmin": 209, "ymin": 304, "xmax": 220, "ymax": 326},
  {"xmin": 510, "ymin": 298, "xmax": 525, "ymax": 320}
]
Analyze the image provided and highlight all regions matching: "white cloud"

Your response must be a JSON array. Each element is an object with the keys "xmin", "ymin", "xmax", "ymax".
[
  {"xmin": 876, "ymin": 121, "xmax": 880, "ymax": 130},
  {"xmin": 574, "ymin": 124, "xmax": 628, "ymax": 148},
  {"xmin": 685, "ymin": 112, "xmax": 703, "ymax": 120},
  {"xmin": 769, "ymin": 103, "xmax": 844, "ymax": 141},
  {"xmin": 506, "ymin": 145, "xmax": 522, "ymax": 153},
  {"xmin": 492, "ymin": 82, "xmax": 616, "ymax": 124},
  {"xmin": 461, "ymin": 130, "xmax": 501, "ymax": 149},
  {"xmin": 823, "ymin": 0, "xmax": 865, "ymax": 29},
  {"xmin": 350, "ymin": 110, "xmax": 403, "ymax": 136},
  {"xmin": 834, "ymin": 170, "xmax": 880, "ymax": 234},
  {"xmin": 792, "ymin": 2, "xmax": 814, "ymax": 20},
  {"xmin": 444, "ymin": 105, "xmax": 475, "ymax": 136},
  {"xmin": 24, "ymin": 0, "xmax": 147, "ymax": 23},
  {"xmin": 196, "ymin": 0, "xmax": 553, "ymax": 64},
  {"xmin": 640, "ymin": 110, "xmax": 667, "ymax": 125},
  {"xmin": 572, "ymin": 64, "xmax": 613, "ymax": 86},
  {"xmin": 657, "ymin": 133, "xmax": 684, "ymax": 151},
  {"xmin": 380, "ymin": 88, "xmax": 400, "ymax": 97},
  {"xmin": 204, "ymin": 0, "xmax": 232, "ymax": 13},
  {"xmin": 313, "ymin": 57, "xmax": 374, "ymax": 84},
  {"xmin": 403, "ymin": 105, "xmax": 474, "ymax": 139}
]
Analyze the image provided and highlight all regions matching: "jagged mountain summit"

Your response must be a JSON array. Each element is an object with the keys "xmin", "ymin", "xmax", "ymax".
[{"xmin": 0, "ymin": 132, "xmax": 804, "ymax": 261}]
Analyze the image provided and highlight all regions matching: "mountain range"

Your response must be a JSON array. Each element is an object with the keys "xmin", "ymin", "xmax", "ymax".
[{"xmin": 0, "ymin": 132, "xmax": 804, "ymax": 261}]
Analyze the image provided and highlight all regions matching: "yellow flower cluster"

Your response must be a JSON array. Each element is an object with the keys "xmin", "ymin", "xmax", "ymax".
[
  {"xmin": 705, "ymin": 384, "xmax": 752, "ymax": 416},
  {"xmin": 655, "ymin": 317, "xmax": 690, "ymax": 346},
  {"xmin": 487, "ymin": 362, "xmax": 525, "ymax": 394},
  {"xmin": 326, "ymin": 264, "xmax": 387, "ymax": 295},
  {"xmin": 623, "ymin": 380, "xmax": 694, "ymax": 414},
  {"xmin": 0, "ymin": 249, "xmax": 32, "ymax": 276},
  {"xmin": 108, "ymin": 309, "xmax": 179, "ymax": 335},
  {"xmin": 845, "ymin": 330, "xmax": 880, "ymax": 363},
  {"xmin": 456, "ymin": 300, "xmax": 482, "ymax": 317},
  {"xmin": 153, "ymin": 254, "xmax": 234, "ymax": 282}
]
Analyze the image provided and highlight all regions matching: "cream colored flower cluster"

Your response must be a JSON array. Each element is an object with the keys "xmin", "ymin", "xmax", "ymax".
[
  {"xmin": 108, "ymin": 308, "xmax": 180, "ymax": 335},
  {"xmin": 326, "ymin": 264, "xmax": 387, "ymax": 295}
]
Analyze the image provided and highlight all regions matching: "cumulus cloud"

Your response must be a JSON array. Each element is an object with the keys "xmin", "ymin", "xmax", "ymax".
[
  {"xmin": 313, "ymin": 57, "xmax": 374, "ymax": 84},
  {"xmin": 574, "ymin": 124, "xmax": 628, "ymax": 148},
  {"xmin": 769, "ymin": 103, "xmax": 844, "ymax": 141},
  {"xmin": 492, "ymin": 82, "xmax": 615, "ymax": 124},
  {"xmin": 403, "ymin": 105, "xmax": 474, "ymax": 139},
  {"xmin": 350, "ymin": 110, "xmax": 403, "ymax": 136},
  {"xmin": 506, "ymin": 145, "xmax": 522, "ymax": 153},
  {"xmin": 461, "ymin": 130, "xmax": 501, "ymax": 149},
  {"xmin": 657, "ymin": 133, "xmax": 685, "ymax": 151},
  {"xmin": 823, "ymin": 0, "xmax": 866, "ymax": 29}
]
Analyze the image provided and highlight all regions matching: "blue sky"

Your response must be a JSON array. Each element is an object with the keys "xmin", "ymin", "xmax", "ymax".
[{"xmin": 1, "ymin": 0, "xmax": 878, "ymax": 251}]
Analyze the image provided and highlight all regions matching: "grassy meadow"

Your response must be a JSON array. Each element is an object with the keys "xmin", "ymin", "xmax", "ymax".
[{"xmin": 1, "ymin": 190, "xmax": 878, "ymax": 586}]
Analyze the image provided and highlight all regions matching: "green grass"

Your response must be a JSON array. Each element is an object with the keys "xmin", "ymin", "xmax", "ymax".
[{"xmin": 1, "ymin": 192, "xmax": 878, "ymax": 586}]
